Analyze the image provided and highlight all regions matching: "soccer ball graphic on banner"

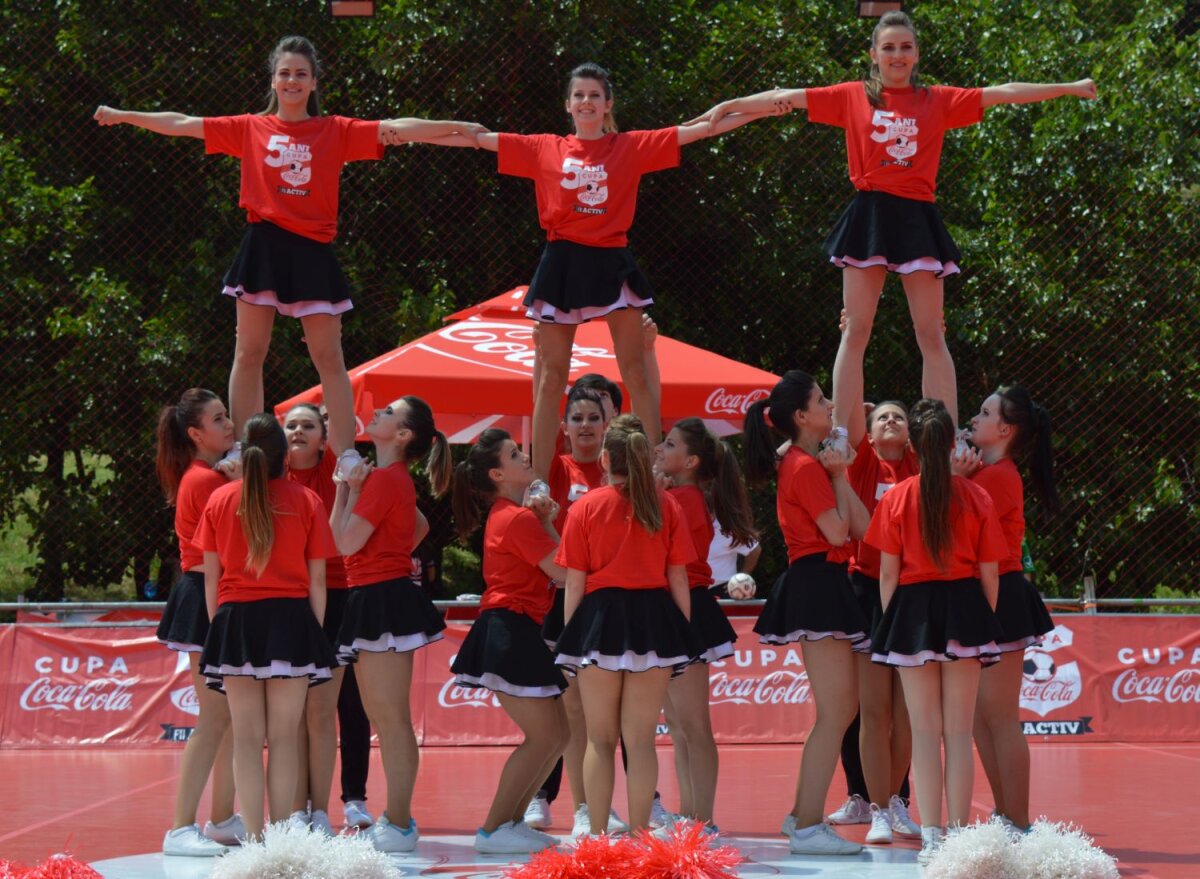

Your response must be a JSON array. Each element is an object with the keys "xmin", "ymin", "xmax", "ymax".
[{"xmin": 1024, "ymin": 649, "xmax": 1057, "ymax": 683}]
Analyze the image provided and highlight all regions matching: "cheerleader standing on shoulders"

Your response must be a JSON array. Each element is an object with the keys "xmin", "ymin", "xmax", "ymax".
[
  {"xmin": 834, "ymin": 395, "xmax": 920, "ymax": 844},
  {"xmin": 653, "ymin": 417, "xmax": 758, "ymax": 833},
  {"xmin": 959, "ymin": 386, "xmax": 1059, "ymax": 833},
  {"xmin": 197, "ymin": 414, "xmax": 339, "ymax": 842},
  {"xmin": 154, "ymin": 388, "xmax": 241, "ymax": 856},
  {"xmin": 742, "ymin": 370, "xmax": 870, "ymax": 856},
  {"xmin": 329, "ymin": 396, "xmax": 451, "ymax": 853},
  {"xmin": 700, "ymin": 11, "xmax": 1095, "ymax": 422},
  {"xmin": 555, "ymin": 415, "xmax": 702, "ymax": 835},
  {"xmin": 95, "ymin": 35, "xmax": 484, "ymax": 472},
  {"xmin": 282, "ymin": 403, "xmax": 371, "ymax": 834},
  {"xmin": 450, "ymin": 429, "xmax": 571, "ymax": 854},
  {"xmin": 864, "ymin": 399, "xmax": 1006, "ymax": 864}
]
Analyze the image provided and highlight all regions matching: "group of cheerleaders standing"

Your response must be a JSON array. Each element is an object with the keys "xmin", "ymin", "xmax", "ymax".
[{"xmin": 98, "ymin": 11, "xmax": 1096, "ymax": 866}]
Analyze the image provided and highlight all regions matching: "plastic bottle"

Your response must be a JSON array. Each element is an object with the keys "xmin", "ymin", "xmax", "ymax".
[
  {"xmin": 829, "ymin": 426, "xmax": 849, "ymax": 455},
  {"xmin": 526, "ymin": 479, "xmax": 550, "ymax": 503}
]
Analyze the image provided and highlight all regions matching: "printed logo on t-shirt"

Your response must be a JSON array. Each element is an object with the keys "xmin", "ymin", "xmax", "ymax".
[
  {"xmin": 568, "ymin": 483, "xmax": 590, "ymax": 502},
  {"xmin": 874, "ymin": 481, "xmax": 896, "ymax": 501},
  {"xmin": 561, "ymin": 157, "xmax": 608, "ymax": 215},
  {"xmin": 869, "ymin": 110, "xmax": 917, "ymax": 167},
  {"xmin": 264, "ymin": 134, "xmax": 313, "ymax": 195}
]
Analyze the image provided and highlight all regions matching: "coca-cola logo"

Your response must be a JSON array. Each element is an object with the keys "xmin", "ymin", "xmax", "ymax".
[
  {"xmin": 433, "ymin": 319, "xmax": 616, "ymax": 373},
  {"xmin": 438, "ymin": 677, "xmax": 500, "ymax": 709},
  {"xmin": 704, "ymin": 387, "xmax": 770, "ymax": 416},
  {"xmin": 1111, "ymin": 667, "xmax": 1200, "ymax": 704},
  {"xmin": 709, "ymin": 670, "xmax": 811, "ymax": 706},
  {"xmin": 19, "ymin": 677, "xmax": 136, "ymax": 712},
  {"xmin": 170, "ymin": 685, "xmax": 200, "ymax": 716}
]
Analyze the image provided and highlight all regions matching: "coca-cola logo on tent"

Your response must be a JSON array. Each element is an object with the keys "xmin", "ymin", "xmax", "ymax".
[{"xmin": 704, "ymin": 387, "xmax": 770, "ymax": 416}]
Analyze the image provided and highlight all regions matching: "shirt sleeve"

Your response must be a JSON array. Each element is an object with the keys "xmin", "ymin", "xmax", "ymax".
[
  {"xmin": 975, "ymin": 496, "xmax": 1008, "ymax": 563},
  {"xmin": 935, "ymin": 86, "xmax": 985, "ymax": 130},
  {"xmin": 632, "ymin": 128, "xmax": 681, "ymax": 175},
  {"xmin": 350, "ymin": 470, "xmax": 396, "ymax": 528},
  {"xmin": 338, "ymin": 116, "xmax": 385, "ymax": 162},
  {"xmin": 804, "ymin": 82, "xmax": 853, "ymax": 128},
  {"xmin": 864, "ymin": 491, "xmax": 901, "ymax": 555},
  {"xmin": 497, "ymin": 133, "xmax": 544, "ymax": 178},
  {"xmin": 305, "ymin": 491, "xmax": 341, "ymax": 559},
  {"xmin": 203, "ymin": 115, "xmax": 248, "ymax": 157},
  {"xmin": 504, "ymin": 507, "xmax": 560, "ymax": 568},
  {"xmin": 791, "ymin": 457, "xmax": 838, "ymax": 522},
  {"xmin": 555, "ymin": 500, "xmax": 590, "ymax": 570},
  {"xmin": 663, "ymin": 494, "xmax": 698, "ymax": 567},
  {"xmin": 972, "ymin": 465, "xmax": 1017, "ymax": 521},
  {"xmin": 196, "ymin": 498, "xmax": 220, "ymax": 553}
]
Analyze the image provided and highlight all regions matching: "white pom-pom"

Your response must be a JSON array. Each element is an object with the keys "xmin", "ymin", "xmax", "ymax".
[
  {"xmin": 210, "ymin": 821, "xmax": 401, "ymax": 879},
  {"xmin": 1016, "ymin": 819, "xmax": 1119, "ymax": 879},
  {"xmin": 924, "ymin": 817, "xmax": 1020, "ymax": 879},
  {"xmin": 726, "ymin": 573, "xmax": 757, "ymax": 600}
]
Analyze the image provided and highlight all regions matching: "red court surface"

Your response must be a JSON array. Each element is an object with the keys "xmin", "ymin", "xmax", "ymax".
[{"xmin": 0, "ymin": 742, "xmax": 1195, "ymax": 877}]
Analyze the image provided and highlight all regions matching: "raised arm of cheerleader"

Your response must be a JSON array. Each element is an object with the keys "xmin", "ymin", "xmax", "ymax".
[
  {"xmin": 203, "ymin": 551, "xmax": 221, "ymax": 621},
  {"xmin": 562, "ymin": 568, "xmax": 587, "ymax": 625},
  {"xmin": 814, "ymin": 447, "xmax": 859, "ymax": 545},
  {"xmin": 980, "ymin": 79, "xmax": 1096, "ymax": 108},
  {"xmin": 979, "ymin": 560, "xmax": 999, "ymax": 611},
  {"xmin": 308, "ymin": 558, "xmax": 327, "ymax": 626},
  {"xmin": 878, "ymin": 552, "xmax": 900, "ymax": 611},
  {"xmin": 93, "ymin": 107, "xmax": 205, "ymax": 138},
  {"xmin": 694, "ymin": 88, "xmax": 808, "ymax": 130},
  {"xmin": 329, "ymin": 467, "xmax": 377, "ymax": 556},
  {"xmin": 378, "ymin": 118, "xmax": 490, "ymax": 146},
  {"xmin": 676, "ymin": 109, "xmax": 773, "ymax": 146},
  {"xmin": 668, "ymin": 563, "xmax": 691, "ymax": 622},
  {"xmin": 475, "ymin": 132, "xmax": 500, "ymax": 152}
]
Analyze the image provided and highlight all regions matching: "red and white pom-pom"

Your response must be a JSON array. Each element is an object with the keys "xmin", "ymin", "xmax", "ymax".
[
  {"xmin": 635, "ymin": 822, "xmax": 742, "ymax": 879},
  {"xmin": 0, "ymin": 859, "xmax": 31, "ymax": 878},
  {"xmin": 20, "ymin": 855, "xmax": 103, "ymax": 879},
  {"xmin": 505, "ymin": 833, "xmax": 642, "ymax": 879},
  {"xmin": 1016, "ymin": 819, "xmax": 1119, "ymax": 879},
  {"xmin": 924, "ymin": 818, "xmax": 1020, "ymax": 879}
]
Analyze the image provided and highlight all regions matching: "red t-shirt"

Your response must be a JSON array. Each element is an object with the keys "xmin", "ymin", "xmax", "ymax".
[
  {"xmin": 865, "ymin": 475, "xmax": 1006, "ymax": 584},
  {"xmin": 669, "ymin": 484, "xmax": 714, "ymax": 588},
  {"xmin": 805, "ymin": 82, "xmax": 984, "ymax": 202},
  {"xmin": 777, "ymin": 446, "xmax": 843, "ymax": 562},
  {"xmin": 556, "ymin": 485, "xmax": 695, "ymax": 592},
  {"xmin": 343, "ymin": 462, "xmax": 417, "ymax": 586},
  {"xmin": 548, "ymin": 453, "xmax": 605, "ymax": 534},
  {"xmin": 197, "ymin": 478, "xmax": 338, "ymax": 605},
  {"xmin": 204, "ymin": 114, "xmax": 383, "ymax": 242},
  {"xmin": 848, "ymin": 435, "xmax": 918, "ymax": 579},
  {"xmin": 970, "ymin": 458, "xmax": 1025, "ymax": 575},
  {"xmin": 480, "ymin": 497, "xmax": 559, "ymax": 624},
  {"xmin": 497, "ymin": 128, "xmax": 680, "ymax": 247},
  {"xmin": 175, "ymin": 461, "xmax": 229, "ymax": 572},
  {"xmin": 286, "ymin": 452, "xmax": 346, "ymax": 589}
]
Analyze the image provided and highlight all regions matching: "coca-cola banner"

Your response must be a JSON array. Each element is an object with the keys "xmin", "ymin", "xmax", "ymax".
[{"xmin": 2, "ymin": 615, "xmax": 1199, "ymax": 747}]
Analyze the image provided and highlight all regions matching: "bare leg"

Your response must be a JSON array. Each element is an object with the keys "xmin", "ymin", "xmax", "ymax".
[
  {"xmin": 229, "ymin": 301, "xmax": 275, "ymax": 436},
  {"xmin": 898, "ymin": 663, "xmax": 944, "ymax": 830},
  {"xmin": 889, "ymin": 672, "xmax": 913, "ymax": 797},
  {"xmin": 305, "ymin": 666, "xmax": 346, "ymax": 815},
  {"xmin": 576, "ymin": 666, "xmax": 624, "ymax": 834},
  {"xmin": 209, "ymin": 727, "xmax": 236, "ymax": 825},
  {"xmin": 531, "ymin": 324, "xmax": 578, "ymax": 479},
  {"xmin": 562, "ymin": 678, "xmax": 588, "ymax": 808},
  {"xmin": 857, "ymin": 651, "xmax": 895, "ymax": 808},
  {"xmin": 900, "ymin": 271, "xmax": 957, "ymax": 424},
  {"xmin": 355, "ymin": 650, "xmax": 418, "ymax": 826},
  {"xmin": 264, "ymin": 678, "xmax": 311, "ymax": 825},
  {"xmin": 941, "ymin": 660, "xmax": 982, "ymax": 826},
  {"xmin": 300, "ymin": 314, "xmax": 355, "ymax": 454},
  {"xmin": 619, "ymin": 668, "xmax": 673, "ymax": 831},
  {"xmin": 173, "ymin": 654, "xmax": 232, "ymax": 830},
  {"xmin": 224, "ymin": 676, "xmax": 267, "ymax": 840},
  {"xmin": 975, "ymin": 651, "xmax": 1029, "ymax": 825},
  {"xmin": 791, "ymin": 638, "xmax": 858, "ymax": 827},
  {"xmin": 483, "ymin": 695, "xmax": 569, "ymax": 832},
  {"xmin": 662, "ymin": 689, "xmax": 692, "ymax": 815},
  {"xmin": 606, "ymin": 307, "xmax": 661, "ymax": 443},
  {"xmin": 665, "ymin": 662, "xmax": 719, "ymax": 822},
  {"xmin": 832, "ymin": 266, "xmax": 886, "ymax": 428},
  {"xmin": 292, "ymin": 713, "xmax": 310, "ymax": 814}
]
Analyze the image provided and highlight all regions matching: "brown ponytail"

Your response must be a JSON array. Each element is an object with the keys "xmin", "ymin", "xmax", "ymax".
[
  {"xmin": 450, "ymin": 429, "xmax": 509, "ymax": 538},
  {"xmin": 237, "ymin": 413, "xmax": 288, "ymax": 577},
  {"xmin": 400, "ymin": 396, "xmax": 451, "ymax": 497},
  {"xmin": 605, "ymin": 414, "xmax": 661, "ymax": 534},
  {"xmin": 673, "ymin": 417, "xmax": 757, "ymax": 546},
  {"xmin": 155, "ymin": 388, "xmax": 221, "ymax": 503},
  {"xmin": 909, "ymin": 399, "xmax": 954, "ymax": 568}
]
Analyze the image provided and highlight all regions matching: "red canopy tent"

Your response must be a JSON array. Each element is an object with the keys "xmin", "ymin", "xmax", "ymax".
[{"xmin": 274, "ymin": 287, "xmax": 778, "ymax": 443}]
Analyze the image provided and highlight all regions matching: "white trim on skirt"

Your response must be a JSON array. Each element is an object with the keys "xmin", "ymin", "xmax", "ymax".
[
  {"xmin": 203, "ymin": 660, "xmax": 333, "ymax": 681},
  {"xmin": 525, "ymin": 281, "xmax": 652, "ymax": 325},
  {"xmin": 831, "ymin": 254, "xmax": 960, "ymax": 278},
  {"xmin": 698, "ymin": 641, "xmax": 735, "ymax": 664},
  {"xmin": 995, "ymin": 634, "xmax": 1045, "ymax": 654},
  {"xmin": 453, "ymin": 672, "xmax": 563, "ymax": 700},
  {"xmin": 337, "ymin": 630, "xmax": 444, "ymax": 664},
  {"xmin": 758, "ymin": 627, "xmax": 867, "ymax": 646},
  {"xmin": 222, "ymin": 285, "xmax": 353, "ymax": 318},
  {"xmin": 555, "ymin": 649, "xmax": 691, "ymax": 674},
  {"xmin": 160, "ymin": 640, "xmax": 204, "ymax": 654},
  {"xmin": 871, "ymin": 640, "xmax": 1001, "ymax": 667}
]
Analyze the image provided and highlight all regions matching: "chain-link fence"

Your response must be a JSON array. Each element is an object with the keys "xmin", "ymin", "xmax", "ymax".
[{"xmin": 1, "ymin": 0, "xmax": 1196, "ymax": 606}]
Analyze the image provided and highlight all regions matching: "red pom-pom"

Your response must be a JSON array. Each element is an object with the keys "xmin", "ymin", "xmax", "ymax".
[
  {"xmin": 21, "ymin": 855, "xmax": 103, "ymax": 879},
  {"xmin": 505, "ymin": 834, "xmax": 643, "ymax": 879},
  {"xmin": 634, "ymin": 822, "xmax": 743, "ymax": 879},
  {"xmin": 0, "ymin": 859, "xmax": 31, "ymax": 878}
]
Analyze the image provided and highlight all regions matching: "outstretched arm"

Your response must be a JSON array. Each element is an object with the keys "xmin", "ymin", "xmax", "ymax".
[
  {"xmin": 93, "ymin": 106, "xmax": 204, "ymax": 138},
  {"xmin": 691, "ymin": 88, "xmax": 809, "ymax": 130},
  {"xmin": 677, "ymin": 109, "xmax": 773, "ymax": 146},
  {"xmin": 980, "ymin": 78, "xmax": 1096, "ymax": 108},
  {"xmin": 378, "ymin": 118, "xmax": 489, "ymax": 146}
]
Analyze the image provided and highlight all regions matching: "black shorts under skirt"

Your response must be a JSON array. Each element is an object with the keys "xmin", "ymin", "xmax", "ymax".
[
  {"xmin": 870, "ymin": 579, "xmax": 1004, "ymax": 667},
  {"xmin": 335, "ymin": 578, "xmax": 446, "ymax": 664},
  {"xmin": 452, "ymin": 608, "xmax": 567, "ymax": 698},
  {"xmin": 823, "ymin": 191, "xmax": 962, "ymax": 278},
  {"xmin": 753, "ymin": 555, "xmax": 868, "ymax": 647},
  {"xmin": 201, "ymin": 597, "xmax": 336, "ymax": 692},
  {"xmin": 157, "ymin": 569, "xmax": 208, "ymax": 653},
  {"xmin": 689, "ymin": 586, "xmax": 737, "ymax": 663},
  {"xmin": 993, "ymin": 571, "xmax": 1054, "ymax": 653},
  {"xmin": 554, "ymin": 587, "xmax": 703, "ymax": 676},
  {"xmin": 523, "ymin": 240, "xmax": 654, "ymax": 324},
  {"xmin": 222, "ymin": 220, "xmax": 352, "ymax": 317},
  {"xmin": 541, "ymin": 586, "xmax": 566, "ymax": 649}
]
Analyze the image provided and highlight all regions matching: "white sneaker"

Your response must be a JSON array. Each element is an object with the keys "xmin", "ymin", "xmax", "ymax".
[
  {"xmin": 865, "ymin": 804, "xmax": 893, "ymax": 844},
  {"xmin": 371, "ymin": 815, "xmax": 419, "ymax": 853},
  {"xmin": 524, "ymin": 793, "xmax": 552, "ymax": 829},
  {"xmin": 888, "ymin": 795, "xmax": 921, "ymax": 839},
  {"xmin": 513, "ymin": 821, "xmax": 559, "ymax": 847},
  {"xmin": 788, "ymin": 822, "xmax": 863, "ymax": 856},
  {"xmin": 826, "ymin": 793, "xmax": 871, "ymax": 824},
  {"xmin": 475, "ymin": 820, "xmax": 552, "ymax": 854},
  {"xmin": 343, "ymin": 799, "xmax": 374, "ymax": 829},
  {"xmin": 649, "ymin": 796, "xmax": 674, "ymax": 829},
  {"xmin": 333, "ymin": 449, "xmax": 363, "ymax": 483},
  {"xmin": 310, "ymin": 809, "xmax": 334, "ymax": 837},
  {"xmin": 202, "ymin": 814, "xmax": 244, "ymax": 845},
  {"xmin": 286, "ymin": 810, "xmax": 310, "ymax": 832},
  {"xmin": 163, "ymin": 824, "xmax": 228, "ymax": 857},
  {"xmin": 607, "ymin": 808, "xmax": 629, "ymax": 834},
  {"xmin": 917, "ymin": 825, "xmax": 945, "ymax": 865},
  {"xmin": 572, "ymin": 804, "xmax": 592, "ymax": 839},
  {"xmin": 780, "ymin": 814, "xmax": 796, "ymax": 836}
]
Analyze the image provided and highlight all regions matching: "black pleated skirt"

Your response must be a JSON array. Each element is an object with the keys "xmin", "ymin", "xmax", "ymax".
[
  {"xmin": 156, "ymin": 570, "xmax": 209, "ymax": 653},
  {"xmin": 541, "ymin": 586, "xmax": 566, "ymax": 649},
  {"xmin": 200, "ymin": 597, "xmax": 336, "ymax": 692},
  {"xmin": 689, "ymin": 585, "xmax": 737, "ymax": 663},
  {"xmin": 753, "ymin": 554, "xmax": 868, "ymax": 647},
  {"xmin": 824, "ymin": 191, "xmax": 962, "ymax": 277},
  {"xmin": 850, "ymin": 572, "xmax": 885, "ymax": 646},
  {"xmin": 222, "ymin": 220, "xmax": 352, "ymax": 316},
  {"xmin": 554, "ymin": 587, "xmax": 703, "ymax": 676},
  {"xmin": 452, "ymin": 608, "xmax": 567, "ymax": 698},
  {"xmin": 335, "ymin": 578, "xmax": 446, "ymax": 664},
  {"xmin": 993, "ymin": 571, "xmax": 1054, "ymax": 653},
  {"xmin": 523, "ymin": 240, "xmax": 654, "ymax": 324},
  {"xmin": 870, "ymin": 579, "xmax": 1004, "ymax": 667}
]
